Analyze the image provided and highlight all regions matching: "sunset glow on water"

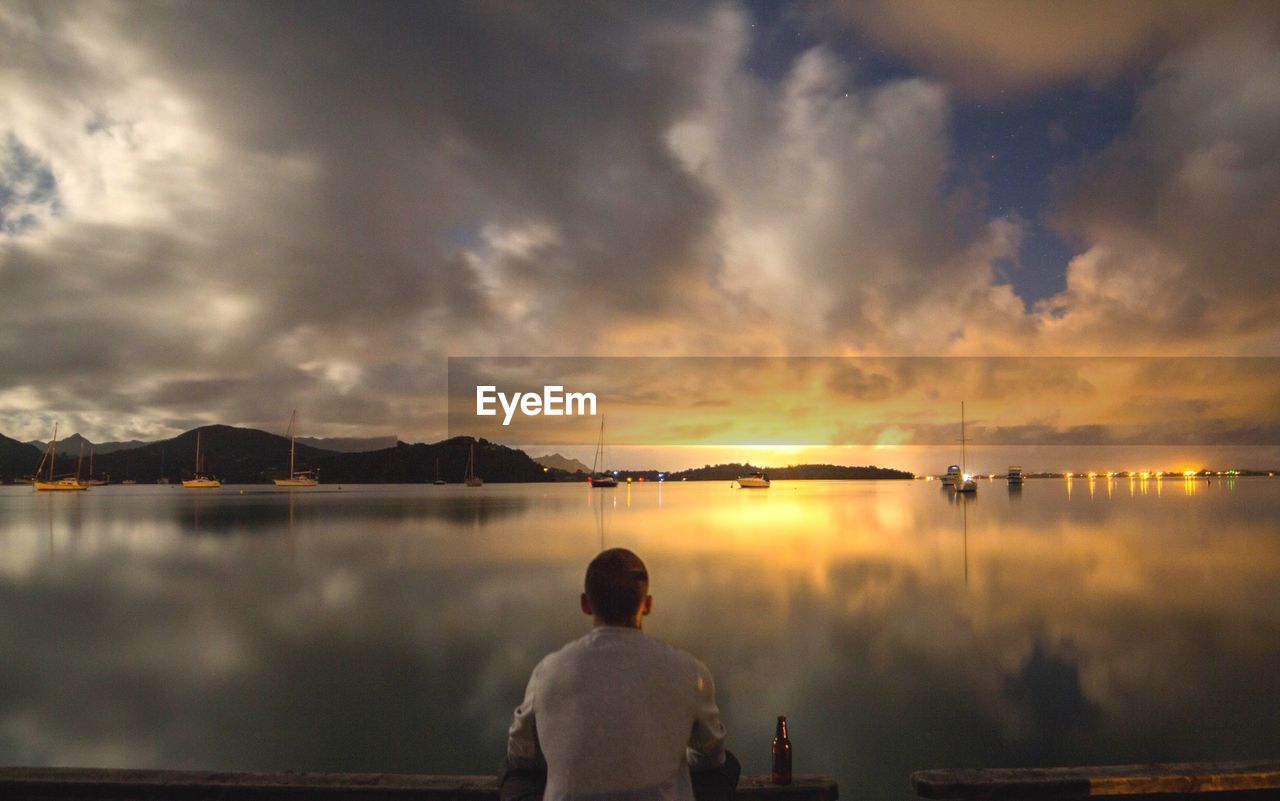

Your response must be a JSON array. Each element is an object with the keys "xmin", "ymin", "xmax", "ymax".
[{"xmin": 2, "ymin": 480, "xmax": 1277, "ymax": 798}]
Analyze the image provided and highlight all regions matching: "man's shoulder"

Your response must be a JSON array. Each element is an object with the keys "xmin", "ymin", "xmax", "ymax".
[{"xmin": 539, "ymin": 628, "xmax": 711, "ymax": 673}]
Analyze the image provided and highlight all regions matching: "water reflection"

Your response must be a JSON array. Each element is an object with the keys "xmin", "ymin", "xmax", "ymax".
[{"xmin": 1, "ymin": 481, "xmax": 1279, "ymax": 800}]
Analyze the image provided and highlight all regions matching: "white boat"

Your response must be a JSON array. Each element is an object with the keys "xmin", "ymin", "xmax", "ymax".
[
  {"xmin": 942, "ymin": 464, "xmax": 961, "ymax": 486},
  {"xmin": 736, "ymin": 471, "xmax": 770, "ymax": 489},
  {"xmin": 464, "ymin": 441, "xmax": 483, "ymax": 487},
  {"xmin": 955, "ymin": 402, "xmax": 977, "ymax": 493},
  {"xmin": 589, "ymin": 416, "xmax": 617, "ymax": 487},
  {"xmin": 182, "ymin": 430, "xmax": 222, "ymax": 488},
  {"xmin": 33, "ymin": 423, "xmax": 88, "ymax": 491},
  {"xmin": 1007, "ymin": 465, "xmax": 1024, "ymax": 486},
  {"xmin": 274, "ymin": 410, "xmax": 319, "ymax": 487}
]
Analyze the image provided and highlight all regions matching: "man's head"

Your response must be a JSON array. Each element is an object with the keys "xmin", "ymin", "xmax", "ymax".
[{"xmin": 581, "ymin": 548, "xmax": 652, "ymax": 628}]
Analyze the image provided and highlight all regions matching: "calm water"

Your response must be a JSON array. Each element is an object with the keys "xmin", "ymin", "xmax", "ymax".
[{"xmin": 2, "ymin": 479, "xmax": 1279, "ymax": 799}]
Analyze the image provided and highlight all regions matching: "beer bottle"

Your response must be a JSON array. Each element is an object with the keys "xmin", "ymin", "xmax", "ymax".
[{"xmin": 771, "ymin": 715, "xmax": 792, "ymax": 785}]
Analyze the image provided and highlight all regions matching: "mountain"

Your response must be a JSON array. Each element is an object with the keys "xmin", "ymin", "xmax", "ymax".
[
  {"xmin": 78, "ymin": 425, "xmax": 336, "ymax": 484},
  {"xmin": 5, "ymin": 425, "xmax": 562, "ymax": 484},
  {"xmin": 533, "ymin": 453, "xmax": 591, "ymax": 474},
  {"xmin": 296, "ymin": 435, "xmax": 398, "ymax": 453},
  {"xmin": 24, "ymin": 433, "xmax": 149, "ymax": 456},
  {"xmin": 0, "ymin": 433, "xmax": 43, "ymax": 483}
]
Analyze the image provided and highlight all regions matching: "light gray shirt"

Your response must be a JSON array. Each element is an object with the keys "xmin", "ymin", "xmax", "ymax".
[{"xmin": 507, "ymin": 626, "xmax": 726, "ymax": 801}]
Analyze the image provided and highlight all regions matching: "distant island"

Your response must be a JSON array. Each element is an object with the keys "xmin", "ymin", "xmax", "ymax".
[
  {"xmin": 1, "ymin": 425, "xmax": 914, "ymax": 484},
  {"xmin": 616, "ymin": 463, "xmax": 914, "ymax": 482}
]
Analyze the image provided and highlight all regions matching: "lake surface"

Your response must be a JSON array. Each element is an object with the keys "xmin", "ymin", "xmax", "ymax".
[{"xmin": 2, "ymin": 478, "xmax": 1279, "ymax": 800}]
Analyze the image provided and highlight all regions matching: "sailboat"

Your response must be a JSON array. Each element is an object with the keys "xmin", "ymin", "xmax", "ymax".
[
  {"xmin": 464, "ymin": 441, "xmax": 483, "ymax": 487},
  {"xmin": 33, "ymin": 423, "xmax": 88, "ymax": 491},
  {"xmin": 182, "ymin": 430, "xmax": 222, "ymax": 488},
  {"xmin": 589, "ymin": 416, "xmax": 617, "ymax": 487},
  {"xmin": 84, "ymin": 446, "xmax": 108, "ymax": 485},
  {"xmin": 433, "ymin": 457, "xmax": 446, "ymax": 485},
  {"xmin": 955, "ymin": 401, "xmax": 977, "ymax": 494},
  {"xmin": 274, "ymin": 410, "xmax": 319, "ymax": 487}
]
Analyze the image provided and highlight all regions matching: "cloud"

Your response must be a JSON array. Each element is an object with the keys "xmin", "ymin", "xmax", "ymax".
[
  {"xmin": 666, "ymin": 11, "xmax": 1025, "ymax": 354},
  {"xmin": 1032, "ymin": 22, "xmax": 1280, "ymax": 352},
  {"xmin": 2, "ymin": 1, "xmax": 1024, "ymax": 441},
  {"xmin": 0, "ymin": 2, "xmax": 729, "ymax": 439},
  {"xmin": 825, "ymin": 0, "xmax": 1260, "ymax": 98},
  {"xmin": 2, "ymin": 1, "xmax": 1278, "ymax": 450}
]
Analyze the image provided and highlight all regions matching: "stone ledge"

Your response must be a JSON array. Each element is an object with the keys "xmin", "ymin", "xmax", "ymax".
[{"xmin": 0, "ymin": 767, "xmax": 837, "ymax": 801}]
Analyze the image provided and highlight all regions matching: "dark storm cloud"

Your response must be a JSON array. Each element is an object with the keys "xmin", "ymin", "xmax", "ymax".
[
  {"xmin": 125, "ymin": 0, "xmax": 720, "ymax": 322},
  {"xmin": 0, "ymin": 0, "xmax": 732, "ymax": 439}
]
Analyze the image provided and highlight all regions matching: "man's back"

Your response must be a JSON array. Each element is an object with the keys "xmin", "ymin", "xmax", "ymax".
[
  {"xmin": 503, "ymin": 549, "xmax": 731, "ymax": 801},
  {"xmin": 510, "ymin": 627, "xmax": 724, "ymax": 801}
]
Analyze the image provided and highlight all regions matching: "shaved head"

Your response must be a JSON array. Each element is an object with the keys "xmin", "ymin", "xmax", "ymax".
[{"xmin": 584, "ymin": 548, "xmax": 650, "ymax": 626}]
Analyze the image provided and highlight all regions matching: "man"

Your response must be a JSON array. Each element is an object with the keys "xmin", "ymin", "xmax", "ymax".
[{"xmin": 501, "ymin": 548, "xmax": 738, "ymax": 801}]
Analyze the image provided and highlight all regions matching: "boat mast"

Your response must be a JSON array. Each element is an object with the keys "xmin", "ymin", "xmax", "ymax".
[
  {"xmin": 593, "ymin": 416, "xmax": 606, "ymax": 474},
  {"xmin": 76, "ymin": 441, "xmax": 84, "ymax": 482},
  {"xmin": 48, "ymin": 422, "xmax": 59, "ymax": 481},
  {"xmin": 195, "ymin": 430, "xmax": 201, "ymax": 476},
  {"xmin": 287, "ymin": 410, "xmax": 297, "ymax": 477},
  {"xmin": 960, "ymin": 401, "xmax": 967, "ymax": 475}
]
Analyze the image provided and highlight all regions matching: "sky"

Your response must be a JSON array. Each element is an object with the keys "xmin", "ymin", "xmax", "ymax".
[{"xmin": 2, "ymin": 1, "xmax": 1280, "ymax": 470}]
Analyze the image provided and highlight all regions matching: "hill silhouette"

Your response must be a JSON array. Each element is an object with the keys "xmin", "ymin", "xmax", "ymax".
[
  {"xmin": 0, "ymin": 433, "xmax": 42, "ymax": 482},
  {"xmin": 24, "ymin": 433, "xmax": 147, "ymax": 456},
  {"xmin": 0, "ymin": 425, "xmax": 558, "ymax": 484}
]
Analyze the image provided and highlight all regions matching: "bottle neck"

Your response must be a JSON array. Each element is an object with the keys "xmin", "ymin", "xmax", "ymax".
[{"xmin": 775, "ymin": 717, "xmax": 789, "ymax": 739}]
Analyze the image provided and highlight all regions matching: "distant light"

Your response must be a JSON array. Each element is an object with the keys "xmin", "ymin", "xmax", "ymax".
[
  {"xmin": 638, "ymin": 477, "xmax": 645, "ymax": 482},
  {"xmin": 1183, "ymin": 470, "xmax": 1196, "ymax": 477},
  {"xmin": 1065, "ymin": 472, "xmax": 1072, "ymax": 478},
  {"xmin": 1087, "ymin": 471, "xmax": 1097, "ymax": 478}
]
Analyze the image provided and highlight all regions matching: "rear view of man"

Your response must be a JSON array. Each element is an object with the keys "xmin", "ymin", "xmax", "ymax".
[{"xmin": 501, "ymin": 548, "xmax": 738, "ymax": 801}]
